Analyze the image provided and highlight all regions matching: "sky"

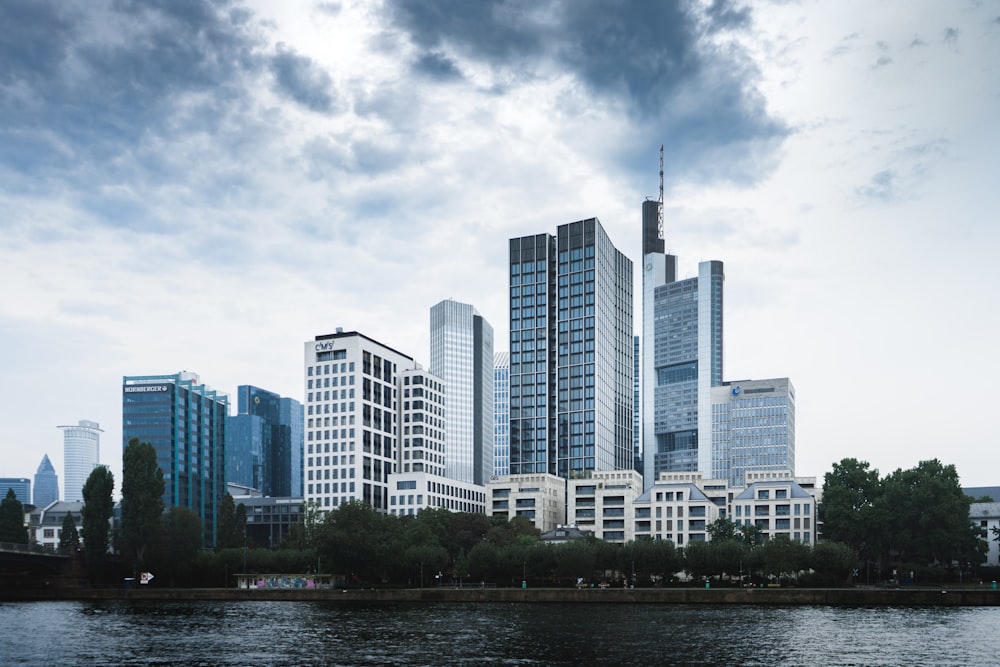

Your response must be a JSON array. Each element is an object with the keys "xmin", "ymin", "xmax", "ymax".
[{"xmin": 2, "ymin": 0, "xmax": 998, "ymax": 498}]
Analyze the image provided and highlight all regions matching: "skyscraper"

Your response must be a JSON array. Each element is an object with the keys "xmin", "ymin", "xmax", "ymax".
[
  {"xmin": 641, "ymin": 198, "xmax": 724, "ymax": 488},
  {"xmin": 228, "ymin": 386, "xmax": 303, "ymax": 497},
  {"xmin": 59, "ymin": 420, "xmax": 102, "ymax": 502},
  {"xmin": 0, "ymin": 478, "xmax": 30, "ymax": 504},
  {"xmin": 711, "ymin": 378, "xmax": 795, "ymax": 487},
  {"xmin": 508, "ymin": 218, "xmax": 633, "ymax": 479},
  {"xmin": 304, "ymin": 330, "xmax": 411, "ymax": 512},
  {"xmin": 430, "ymin": 299, "xmax": 494, "ymax": 485},
  {"xmin": 493, "ymin": 352, "xmax": 510, "ymax": 478},
  {"xmin": 122, "ymin": 372, "xmax": 227, "ymax": 546},
  {"xmin": 33, "ymin": 454, "xmax": 58, "ymax": 508}
]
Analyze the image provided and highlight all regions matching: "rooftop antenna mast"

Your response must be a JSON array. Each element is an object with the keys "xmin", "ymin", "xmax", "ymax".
[{"xmin": 658, "ymin": 144, "xmax": 665, "ymax": 240}]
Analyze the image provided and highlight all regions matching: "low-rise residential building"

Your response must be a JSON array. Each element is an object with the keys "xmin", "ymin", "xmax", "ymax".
[
  {"xmin": 29, "ymin": 500, "xmax": 84, "ymax": 550},
  {"xmin": 731, "ymin": 476, "xmax": 816, "ymax": 545},
  {"xmin": 970, "ymin": 502, "xmax": 1000, "ymax": 566},
  {"xmin": 567, "ymin": 470, "xmax": 643, "ymax": 542},
  {"xmin": 633, "ymin": 473, "xmax": 720, "ymax": 545},
  {"xmin": 487, "ymin": 473, "xmax": 566, "ymax": 532}
]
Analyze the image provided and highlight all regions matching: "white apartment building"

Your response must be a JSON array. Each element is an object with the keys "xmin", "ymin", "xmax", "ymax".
[
  {"xmin": 399, "ymin": 366, "xmax": 446, "ymax": 477},
  {"xmin": 487, "ymin": 473, "xmax": 566, "ymax": 533},
  {"xmin": 304, "ymin": 330, "xmax": 412, "ymax": 513},
  {"xmin": 632, "ymin": 473, "xmax": 720, "ymax": 545},
  {"xmin": 567, "ymin": 470, "xmax": 643, "ymax": 543}
]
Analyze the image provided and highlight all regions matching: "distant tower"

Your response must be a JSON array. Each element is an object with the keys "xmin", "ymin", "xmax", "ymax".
[
  {"xmin": 33, "ymin": 454, "xmax": 59, "ymax": 507},
  {"xmin": 59, "ymin": 420, "xmax": 102, "ymax": 502},
  {"xmin": 430, "ymin": 299, "xmax": 494, "ymax": 486},
  {"xmin": 228, "ymin": 386, "xmax": 303, "ymax": 497},
  {"xmin": 493, "ymin": 352, "xmax": 510, "ymax": 477}
]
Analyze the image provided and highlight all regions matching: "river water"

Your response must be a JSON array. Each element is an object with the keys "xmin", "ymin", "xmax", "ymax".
[{"xmin": 1, "ymin": 600, "xmax": 996, "ymax": 666}]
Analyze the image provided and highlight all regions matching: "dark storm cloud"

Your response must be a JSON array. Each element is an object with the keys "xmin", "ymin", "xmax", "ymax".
[
  {"xmin": 0, "ymin": 0, "xmax": 264, "ymax": 179},
  {"xmin": 413, "ymin": 52, "xmax": 464, "ymax": 81},
  {"xmin": 270, "ymin": 45, "xmax": 337, "ymax": 112},
  {"xmin": 384, "ymin": 0, "xmax": 787, "ymax": 184}
]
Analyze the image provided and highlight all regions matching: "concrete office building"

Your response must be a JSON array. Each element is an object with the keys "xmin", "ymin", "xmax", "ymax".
[
  {"xmin": 304, "ymin": 330, "xmax": 411, "ymax": 513},
  {"xmin": 33, "ymin": 454, "xmax": 59, "ymax": 508},
  {"xmin": 711, "ymin": 378, "xmax": 796, "ymax": 487},
  {"xmin": 508, "ymin": 218, "xmax": 634, "ymax": 479},
  {"xmin": 59, "ymin": 420, "xmax": 102, "ymax": 502},
  {"xmin": 493, "ymin": 352, "xmax": 510, "ymax": 477},
  {"xmin": 640, "ymin": 194, "xmax": 724, "ymax": 487},
  {"xmin": 122, "ymin": 372, "xmax": 227, "ymax": 546},
  {"xmin": 430, "ymin": 299, "xmax": 494, "ymax": 485},
  {"xmin": 228, "ymin": 386, "xmax": 303, "ymax": 498}
]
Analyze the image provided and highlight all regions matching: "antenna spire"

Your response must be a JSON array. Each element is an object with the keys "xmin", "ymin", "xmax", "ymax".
[{"xmin": 658, "ymin": 144, "xmax": 664, "ymax": 240}]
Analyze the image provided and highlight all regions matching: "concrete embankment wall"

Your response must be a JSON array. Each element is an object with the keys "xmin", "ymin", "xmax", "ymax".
[{"xmin": 5, "ymin": 587, "xmax": 1000, "ymax": 606}]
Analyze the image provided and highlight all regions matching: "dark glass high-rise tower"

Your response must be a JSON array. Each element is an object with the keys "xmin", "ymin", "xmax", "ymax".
[
  {"xmin": 508, "ymin": 218, "xmax": 633, "ymax": 479},
  {"xmin": 228, "ymin": 386, "xmax": 303, "ymax": 497}
]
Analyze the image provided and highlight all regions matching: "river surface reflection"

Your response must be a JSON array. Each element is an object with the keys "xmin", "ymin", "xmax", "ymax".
[{"xmin": 1, "ymin": 600, "xmax": 996, "ymax": 666}]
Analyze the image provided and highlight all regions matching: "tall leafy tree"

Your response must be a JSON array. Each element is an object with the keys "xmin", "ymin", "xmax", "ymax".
[
  {"xmin": 819, "ymin": 458, "xmax": 883, "ymax": 555},
  {"xmin": 216, "ymin": 493, "xmax": 245, "ymax": 550},
  {"xmin": 120, "ymin": 438, "xmax": 164, "ymax": 567},
  {"xmin": 58, "ymin": 512, "xmax": 81, "ymax": 554},
  {"xmin": 81, "ymin": 466, "xmax": 115, "ymax": 572},
  {"xmin": 157, "ymin": 506, "xmax": 203, "ymax": 585},
  {"xmin": 0, "ymin": 488, "xmax": 28, "ymax": 544}
]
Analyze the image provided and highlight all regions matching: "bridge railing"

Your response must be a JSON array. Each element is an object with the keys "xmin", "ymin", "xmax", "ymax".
[{"xmin": 0, "ymin": 541, "xmax": 59, "ymax": 556}]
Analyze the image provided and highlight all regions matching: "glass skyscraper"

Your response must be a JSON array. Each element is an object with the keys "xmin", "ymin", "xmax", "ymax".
[
  {"xmin": 58, "ymin": 419, "xmax": 101, "ymax": 502},
  {"xmin": 33, "ymin": 454, "xmax": 58, "ymax": 507},
  {"xmin": 641, "ymin": 200, "xmax": 724, "ymax": 488},
  {"xmin": 122, "ymin": 372, "xmax": 227, "ymax": 546},
  {"xmin": 493, "ymin": 352, "xmax": 510, "ymax": 477},
  {"xmin": 711, "ymin": 378, "xmax": 795, "ymax": 486},
  {"xmin": 430, "ymin": 299, "xmax": 494, "ymax": 486},
  {"xmin": 228, "ymin": 386, "xmax": 303, "ymax": 498},
  {"xmin": 508, "ymin": 218, "xmax": 633, "ymax": 479}
]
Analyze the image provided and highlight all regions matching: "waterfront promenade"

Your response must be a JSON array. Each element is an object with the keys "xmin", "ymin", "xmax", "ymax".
[{"xmin": 5, "ymin": 585, "xmax": 1000, "ymax": 606}]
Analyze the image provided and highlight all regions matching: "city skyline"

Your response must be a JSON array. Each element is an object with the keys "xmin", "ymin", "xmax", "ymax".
[{"xmin": 2, "ymin": 1, "xmax": 997, "ymax": 491}]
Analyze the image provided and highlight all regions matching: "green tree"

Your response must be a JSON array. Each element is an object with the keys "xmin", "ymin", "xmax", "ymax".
[
  {"xmin": 315, "ymin": 500, "xmax": 392, "ymax": 583},
  {"xmin": 120, "ymin": 438, "xmax": 165, "ymax": 567},
  {"xmin": 819, "ymin": 458, "xmax": 884, "ymax": 557},
  {"xmin": 706, "ymin": 517, "xmax": 740, "ymax": 542},
  {"xmin": 810, "ymin": 541, "xmax": 858, "ymax": 585},
  {"xmin": 58, "ymin": 512, "xmax": 81, "ymax": 554},
  {"xmin": 0, "ymin": 488, "xmax": 28, "ymax": 544},
  {"xmin": 759, "ymin": 535, "xmax": 810, "ymax": 581},
  {"xmin": 881, "ymin": 459, "xmax": 971, "ymax": 566},
  {"xmin": 156, "ymin": 506, "xmax": 203, "ymax": 585},
  {"xmin": 216, "ymin": 493, "xmax": 244, "ymax": 550},
  {"xmin": 81, "ymin": 466, "xmax": 115, "ymax": 573}
]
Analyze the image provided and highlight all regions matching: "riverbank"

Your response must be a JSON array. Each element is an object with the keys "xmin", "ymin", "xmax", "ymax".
[{"xmin": 5, "ymin": 586, "xmax": 1000, "ymax": 605}]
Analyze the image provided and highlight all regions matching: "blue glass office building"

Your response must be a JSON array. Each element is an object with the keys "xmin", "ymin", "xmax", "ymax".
[
  {"xmin": 33, "ymin": 455, "xmax": 58, "ymax": 507},
  {"xmin": 228, "ymin": 386, "xmax": 303, "ymax": 498},
  {"xmin": 122, "ymin": 372, "xmax": 227, "ymax": 546},
  {"xmin": 508, "ymin": 218, "xmax": 633, "ymax": 479}
]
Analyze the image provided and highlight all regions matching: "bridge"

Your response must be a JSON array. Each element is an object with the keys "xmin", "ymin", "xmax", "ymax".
[{"xmin": 0, "ymin": 542, "xmax": 74, "ymax": 593}]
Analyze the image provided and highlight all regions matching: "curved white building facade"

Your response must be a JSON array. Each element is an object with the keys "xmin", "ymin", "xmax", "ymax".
[{"xmin": 60, "ymin": 420, "xmax": 102, "ymax": 502}]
